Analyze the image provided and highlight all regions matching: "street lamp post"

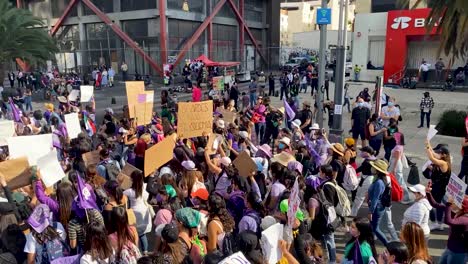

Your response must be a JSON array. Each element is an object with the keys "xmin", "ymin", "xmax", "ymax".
[{"xmin": 316, "ymin": 0, "xmax": 328, "ymax": 128}]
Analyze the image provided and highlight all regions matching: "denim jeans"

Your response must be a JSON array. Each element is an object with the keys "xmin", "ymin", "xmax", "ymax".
[
  {"xmin": 380, "ymin": 207, "xmax": 399, "ymax": 242},
  {"xmin": 369, "ymin": 138, "xmax": 383, "ymax": 156},
  {"xmin": 420, "ymin": 110, "xmax": 431, "ymax": 128},
  {"xmin": 439, "ymin": 249, "xmax": 468, "ymax": 264},
  {"xmin": 321, "ymin": 232, "xmax": 336, "ymax": 264},
  {"xmin": 351, "ymin": 176, "xmax": 374, "ymax": 216},
  {"xmin": 249, "ymin": 92, "xmax": 256, "ymax": 108},
  {"xmin": 371, "ymin": 205, "xmax": 389, "ymax": 246},
  {"xmin": 255, "ymin": 122, "xmax": 266, "ymax": 143},
  {"xmin": 139, "ymin": 233, "xmax": 148, "ymax": 253},
  {"xmin": 24, "ymin": 96, "xmax": 32, "ymax": 112},
  {"xmin": 354, "ymin": 72, "xmax": 360, "ymax": 81}
]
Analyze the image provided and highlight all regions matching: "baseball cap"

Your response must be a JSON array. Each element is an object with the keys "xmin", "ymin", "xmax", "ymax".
[
  {"xmin": 191, "ymin": 188, "xmax": 209, "ymax": 201},
  {"xmin": 408, "ymin": 184, "xmax": 426, "ymax": 197}
]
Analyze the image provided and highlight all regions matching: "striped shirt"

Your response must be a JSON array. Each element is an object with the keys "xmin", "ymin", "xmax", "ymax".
[{"xmin": 68, "ymin": 209, "xmax": 104, "ymax": 249}]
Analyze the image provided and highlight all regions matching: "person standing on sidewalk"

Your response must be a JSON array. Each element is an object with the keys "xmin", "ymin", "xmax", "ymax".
[
  {"xmin": 351, "ymin": 98, "xmax": 371, "ymax": 148},
  {"xmin": 121, "ymin": 61, "xmax": 128, "ymax": 81},
  {"xmin": 248, "ymin": 78, "xmax": 257, "ymax": 108},
  {"xmin": 435, "ymin": 58, "xmax": 445, "ymax": 83},
  {"xmin": 108, "ymin": 67, "xmax": 115, "ymax": 87},
  {"xmin": 7, "ymin": 72, "xmax": 15, "ymax": 88},
  {"xmin": 268, "ymin": 72, "xmax": 275, "ymax": 97},
  {"xmin": 418, "ymin": 92, "xmax": 434, "ymax": 128},
  {"xmin": 419, "ymin": 61, "xmax": 431, "ymax": 83},
  {"xmin": 257, "ymin": 72, "xmax": 266, "ymax": 96},
  {"xmin": 354, "ymin": 65, "xmax": 361, "ymax": 81}
]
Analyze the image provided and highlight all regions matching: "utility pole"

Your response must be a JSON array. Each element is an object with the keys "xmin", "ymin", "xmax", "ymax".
[
  {"xmin": 330, "ymin": 0, "xmax": 348, "ymax": 140},
  {"xmin": 316, "ymin": 0, "xmax": 328, "ymax": 128}
]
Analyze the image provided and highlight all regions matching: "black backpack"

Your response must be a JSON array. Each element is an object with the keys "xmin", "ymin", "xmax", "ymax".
[
  {"xmin": 380, "ymin": 180, "xmax": 392, "ymax": 208},
  {"xmin": 310, "ymin": 188, "xmax": 341, "ymax": 240},
  {"xmin": 221, "ymin": 231, "xmax": 239, "ymax": 256},
  {"xmin": 101, "ymin": 160, "xmax": 120, "ymax": 181}
]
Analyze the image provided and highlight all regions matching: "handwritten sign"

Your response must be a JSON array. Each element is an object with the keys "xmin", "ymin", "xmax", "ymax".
[
  {"xmin": 177, "ymin": 100, "xmax": 213, "ymax": 139},
  {"xmin": 80, "ymin": 85, "xmax": 94, "ymax": 102},
  {"xmin": 82, "ymin": 150, "xmax": 100, "ymax": 167},
  {"xmin": 233, "ymin": 151, "xmax": 257, "ymax": 177},
  {"xmin": 135, "ymin": 90, "xmax": 154, "ymax": 126},
  {"xmin": 446, "ymin": 173, "xmax": 467, "ymax": 208},
  {"xmin": 144, "ymin": 134, "xmax": 177, "ymax": 176},
  {"xmin": 0, "ymin": 157, "xmax": 31, "ymax": 189},
  {"xmin": 286, "ymin": 178, "xmax": 300, "ymax": 243},
  {"xmin": 68, "ymin": 89, "xmax": 80, "ymax": 102},
  {"xmin": 213, "ymin": 76, "xmax": 224, "ymax": 91},
  {"xmin": 0, "ymin": 120, "xmax": 15, "ymax": 146}
]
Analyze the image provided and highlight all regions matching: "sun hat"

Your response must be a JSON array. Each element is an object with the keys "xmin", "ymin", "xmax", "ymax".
[
  {"xmin": 220, "ymin": 157, "xmax": 232, "ymax": 166},
  {"xmin": 256, "ymin": 144, "xmax": 272, "ymax": 158},
  {"xmin": 288, "ymin": 160, "xmax": 303, "ymax": 174},
  {"xmin": 175, "ymin": 208, "xmax": 201, "ymax": 229},
  {"xmin": 260, "ymin": 216, "xmax": 277, "ymax": 230},
  {"xmin": 370, "ymin": 159, "xmax": 389, "ymax": 174},
  {"xmin": 44, "ymin": 103, "xmax": 54, "ymax": 111},
  {"xmin": 310, "ymin": 123, "xmax": 320, "ymax": 130},
  {"xmin": 164, "ymin": 185, "xmax": 177, "ymax": 199},
  {"xmin": 330, "ymin": 143, "xmax": 345, "ymax": 156},
  {"xmin": 181, "ymin": 160, "xmax": 196, "ymax": 170},
  {"xmin": 161, "ymin": 223, "xmax": 179, "ymax": 243},
  {"xmin": 191, "ymin": 188, "xmax": 209, "ymax": 201},
  {"xmin": 105, "ymin": 107, "xmax": 114, "ymax": 115},
  {"xmin": 277, "ymin": 107, "xmax": 285, "ymax": 115},
  {"xmin": 279, "ymin": 199, "xmax": 304, "ymax": 221},
  {"xmin": 28, "ymin": 204, "xmax": 51, "ymax": 233},
  {"xmin": 215, "ymin": 119, "xmax": 225, "ymax": 129},
  {"xmin": 154, "ymin": 208, "xmax": 173, "ymax": 227},
  {"xmin": 271, "ymin": 152, "xmax": 296, "ymax": 167},
  {"xmin": 345, "ymin": 138, "xmax": 355, "ymax": 147},
  {"xmin": 279, "ymin": 137, "xmax": 291, "ymax": 146},
  {"xmin": 57, "ymin": 96, "xmax": 67, "ymax": 104},
  {"xmin": 303, "ymin": 101, "xmax": 311, "ymax": 107},
  {"xmin": 408, "ymin": 184, "xmax": 426, "ymax": 197},
  {"xmin": 239, "ymin": 131, "xmax": 249, "ymax": 139},
  {"xmin": 159, "ymin": 166, "xmax": 174, "ymax": 178},
  {"xmin": 291, "ymin": 119, "xmax": 302, "ymax": 129}
]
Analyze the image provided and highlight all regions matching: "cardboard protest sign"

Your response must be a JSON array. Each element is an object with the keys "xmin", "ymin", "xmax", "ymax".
[
  {"xmin": 0, "ymin": 157, "xmax": 30, "ymax": 183},
  {"xmin": 233, "ymin": 151, "xmax": 257, "ymax": 177},
  {"xmin": 0, "ymin": 120, "xmax": 15, "ymax": 146},
  {"xmin": 68, "ymin": 89, "xmax": 80, "ymax": 102},
  {"xmin": 125, "ymin": 81, "xmax": 145, "ymax": 118},
  {"xmin": 446, "ymin": 173, "xmax": 468, "ymax": 208},
  {"xmin": 64, "ymin": 112, "xmax": 81, "ymax": 139},
  {"xmin": 144, "ymin": 134, "xmax": 177, "ymax": 176},
  {"xmin": 219, "ymin": 110, "xmax": 237, "ymax": 124},
  {"xmin": 206, "ymin": 134, "xmax": 223, "ymax": 155},
  {"xmin": 261, "ymin": 223, "xmax": 284, "ymax": 264},
  {"xmin": 177, "ymin": 100, "xmax": 213, "ymax": 139},
  {"xmin": 37, "ymin": 149, "xmax": 66, "ymax": 187},
  {"xmin": 135, "ymin": 90, "xmax": 154, "ymax": 126},
  {"xmin": 7, "ymin": 134, "xmax": 53, "ymax": 165},
  {"xmin": 118, "ymin": 164, "xmax": 141, "ymax": 190},
  {"xmin": 82, "ymin": 150, "xmax": 100, "ymax": 167},
  {"xmin": 213, "ymin": 76, "xmax": 224, "ymax": 90},
  {"xmin": 80, "ymin": 85, "xmax": 94, "ymax": 102}
]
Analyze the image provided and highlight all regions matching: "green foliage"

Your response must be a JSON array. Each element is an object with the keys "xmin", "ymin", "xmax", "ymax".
[
  {"xmin": 436, "ymin": 110, "xmax": 467, "ymax": 137},
  {"xmin": 0, "ymin": 0, "xmax": 58, "ymax": 64}
]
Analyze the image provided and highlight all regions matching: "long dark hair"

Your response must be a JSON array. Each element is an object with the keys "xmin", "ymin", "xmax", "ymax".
[
  {"xmin": 104, "ymin": 180, "xmax": 124, "ymax": 204},
  {"xmin": 387, "ymin": 241, "xmax": 409, "ymax": 264},
  {"xmin": 345, "ymin": 217, "xmax": 377, "ymax": 260},
  {"xmin": 84, "ymin": 220, "xmax": 113, "ymax": 261},
  {"xmin": 208, "ymin": 194, "xmax": 235, "ymax": 232},
  {"xmin": 130, "ymin": 171, "xmax": 144, "ymax": 198},
  {"xmin": 56, "ymin": 182, "xmax": 76, "ymax": 228},
  {"xmin": 111, "ymin": 207, "xmax": 136, "ymax": 257},
  {"xmin": 246, "ymin": 191, "xmax": 266, "ymax": 218}
]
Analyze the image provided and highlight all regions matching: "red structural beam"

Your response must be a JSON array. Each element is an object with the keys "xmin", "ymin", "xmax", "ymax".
[
  {"xmin": 239, "ymin": 0, "xmax": 244, "ymax": 63},
  {"xmin": 208, "ymin": 22, "xmax": 213, "ymax": 58},
  {"xmin": 227, "ymin": 0, "xmax": 266, "ymax": 64},
  {"xmin": 159, "ymin": 0, "xmax": 167, "ymax": 65},
  {"xmin": 50, "ymin": 0, "xmax": 79, "ymax": 37},
  {"xmin": 81, "ymin": 0, "xmax": 163, "ymax": 74},
  {"xmin": 172, "ymin": 0, "xmax": 227, "ymax": 68}
]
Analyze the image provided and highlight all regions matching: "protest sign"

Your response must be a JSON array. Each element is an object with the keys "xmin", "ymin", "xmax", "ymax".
[
  {"xmin": 0, "ymin": 157, "xmax": 30, "ymax": 183},
  {"xmin": 177, "ymin": 100, "xmax": 213, "ymax": 139},
  {"xmin": 144, "ymin": 134, "xmax": 177, "ymax": 176},
  {"xmin": 233, "ymin": 151, "xmax": 257, "ymax": 177},
  {"xmin": 82, "ymin": 150, "xmax": 100, "ymax": 167},
  {"xmin": 213, "ymin": 76, "xmax": 224, "ymax": 90},
  {"xmin": 7, "ymin": 134, "xmax": 53, "ymax": 165},
  {"xmin": 219, "ymin": 252, "xmax": 250, "ymax": 264},
  {"xmin": 465, "ymin": 116, "xmax": 468, "ymax": 135},
  {"xmin": 219, "ymin": 109, "xmax": 237, "ymax": 124},
  {"xmin": 261, "ymin": 223, "xmax": 284, "ymax": 264},
  {"xmin": 0, "ymin": 120, "xmax": 15, "ymax": 146},
  {"xmin": 286, "ymin": 178, "xmax": 300, "ymax": 243},
  {"xmin": 427, "ymin": 125, "xmax": 438, "ymax": 141},
  {"xmin": 37, "ymin": 149, "xmax": 66, "ymax": 187},
  {"xmin": 446, "ymin": 173, "xmax": 467, "ymax": 208},
  {"xmin": 125, "ymin": 81, "xmax": 145, "ymax": 118},
  {"xmin": 80, "ymin": 85, "xmax": 94, "ymax": 102},
  {"xmin": 64, "ymin": 113, "xmax": 81, "ymax": 139},
  {"xmin": 68, "ymin": 89, "xmax": 80, "ymax": 102},
  {"xmin": 135, "ymin": 90, "xmax": 154, "ymax": 126},
  {"xmin": 118, "ymin": 164, "xmax": 141, "ymax": 190}
]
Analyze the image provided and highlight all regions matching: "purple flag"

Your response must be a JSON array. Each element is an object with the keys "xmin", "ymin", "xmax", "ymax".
[
  {"xmin": 283, "ymin": 98, "xmax": 295, "ymax": 121},
  {"xmin": 305, "ymin": 134, "xmax": 322, "ymax": 167},
  {"xmin": 8, "ymin": 98, "xmax": 21, "ymax": 122},
  {"xmin": 76, "ymin": 173, "xmax": 98, "ymax": 210}
]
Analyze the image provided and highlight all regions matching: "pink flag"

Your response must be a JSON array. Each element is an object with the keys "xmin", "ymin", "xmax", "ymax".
[{"xmin": 465, "ymin": 116, "xmax": 468, "ymax": 135}]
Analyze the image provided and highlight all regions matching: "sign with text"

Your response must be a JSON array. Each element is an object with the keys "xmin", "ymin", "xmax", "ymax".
[
  {"xmin": 446, "ymin": 173, "xmax": 467, "ymax": 208},
  {"xmin": 125, "ymin": 81, "xmax": 145, "ymax": 118},
  {"xmin": 135, "ymin": 90, "xmax": 154, "ymax": 126},
  {"xmin": 177, "ymin": 100, "xmax": 213, "ymax": 139},
  {"xmin": 316, "ymin": 8, "xmax": 331, "ymax": 25},
  {"xmin": 213, "ymin": 76, "xmax": 224, "ymax": 91}
]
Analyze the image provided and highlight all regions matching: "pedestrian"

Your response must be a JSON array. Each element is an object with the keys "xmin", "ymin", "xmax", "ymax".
[
  {"xmin": 241, "ymin": 92, "xmax": 249, "ymax": 111},
  {"xmin": 380, "ymin": 98, "xmax": 400, "ymax": 127},
  {"xmin": 399, "ymin": 222, "xmax": 432, "ymax": 264},
  {"xmin": 101, "ymin": 67, "xmax": 108, "ymax": 87},
  {"xmin": 383, "ymin": 118, "xmax": 398, "ymax": 161},
  {"xmin": 419, "ymin": 61, "xmax": 431, "ymax": 83},
  {"xmin": 351, "ymin": 98, "xmax": 371, "ymax": 147},
  {"xmin": 7, "ymin": 72, "xmax": 15, "ymax": 88},
  {"xmin": 248, "ymin": 78, "xmax": 257, "ymax": 108},
  {"xmin": 23, "ymin": 86, "xmax": 33, "ymax": 112},
  {"xmin": 121, "ymin": 61, "xmax": 128, "ymax": 81},
  {"xmin": 435, "ymin": 58, "xmax": 445, "ymax": 82},
  {"xmin": 108, "ymin": 207, "xmax": 141, "ymax": 262},
  {"xmin": 310, "ymin": 72, "xmax": 318, "ymax": 97},
  {"xmin": 298, "ymin": 101, "xmax": 313, "ymax": 134},
  {"xmin": 206, "ymin": 194, "xmax": 235, "ymax": 253},
  {"xmin": 268, "ymin": 72, "xmax": 275, "ymax": 97},
  {"xmin": 280, "ymin": 72, "xmax": 288, "ymax": 101},
  {"xmin": 388, "ymin": 133, "xmax": 412, "ymax": 203},
  {"xmin": 354, "ymin": 64, "xmax": 361, "ymax": 81},
  {"xmin": 192, "ymin": 84, "xmax": 202, "ymax": 102},
  {"xmin": 81, "ymin": 220, "xmax": 115, "ymax": 263},
  {"xmin": 402, "ymin": 184, "xmax": 432, "ymax": 240},
  {"xmin": 342, "ymin": 84, "xmax": 351, "ymax": 113},
  {"xmin": 257, "ymin": 72, "xmax": 266, "ymax": 96},
  {"xmin": 324, "ymin": 72, "xmax": 330, "ymax": 100},
  {"xmin": 108, "ymin": 66, "xmax": 115, "ymax": 87},
  {"xmin": 378, "ymin": 241, "xmax": 409, "ymax": 264},
  {"xmin": 300, "ymin": 74, "xmax": 308, "ymax": 93},
  {"xmin": 351, "ymin": 146, "xmax": 376, "ymax": 217},
  {"xmin": 418, "ymin": 92, "xmax": 434, "ymax": 128},
  {"xmin": 367, "ymin": 113, "xmax": 386, "ymax": 156}
]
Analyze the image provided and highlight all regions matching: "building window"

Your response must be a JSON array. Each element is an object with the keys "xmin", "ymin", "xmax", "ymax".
[
  {"xmin": 51, "ymin": 0, "xmax": 77, "ymax": 18},
  {"xmin": 371, "ymin": 0, "xmax": 408, "ymax": 13},
  {"xmin": 84, "ymin": 0, "xmax": 114, "ymax": 15},
  {"xmin": 167, "ymin": 0, "xmax": 203, "ymax": 13},
  {"xmin": 121, "ymin": 0, "xmax": 156, "ymax": 11},
  {"xmin": 168, "ymin": 19, "xmax": 204, "ymax": 63},
  {"xmin": 213, "ymin": 24, "xmax": 237, "ymax": 62}
]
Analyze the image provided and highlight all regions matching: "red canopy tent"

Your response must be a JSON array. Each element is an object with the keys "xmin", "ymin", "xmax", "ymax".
[{"xmin": 194, "ymin": 54, "xmax": 240, "ymax": 67}]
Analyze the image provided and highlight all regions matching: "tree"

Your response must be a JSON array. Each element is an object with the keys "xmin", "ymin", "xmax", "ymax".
[
  {"xmin": 409, "ymin": 0, "xmax": 468, "ymax": 59},
  {"xmin": 0, "ymin": 0, "xmax": 58, "ymax": 85}
]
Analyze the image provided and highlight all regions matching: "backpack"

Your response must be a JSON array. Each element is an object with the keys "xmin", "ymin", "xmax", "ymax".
[
  {"xmin": 221, "ymin": 231, "xmax": 239, "ymax": 256},
  {"xmin": 388, "ymin": 173, "xmax": 403, "ymax": 202},
  {"xmin": 324, "ymin": 182, "xmax": 351, "ymax": 217},
  {"xmin": 102, "ymin": 160, "xmax": 120, "ymax": 181},
  {"xmin": 343, "ymin": 165, "xmax": 359, "ymax": 191},
  {"xmin": 407, "ymin": 163, "xmax": 420, "ymax": 185},
  {"xmin": 35, "ymin": 223, "xmax": 70, "ymax": 264},
  {"xmin": 380, "ymin": 181, "xmax": 392, "ymax": 208},
  {"xmin": 311, "ymin": 191, "xmax": 341, "ymax": 239},
  {"xmin": 246, "ymin": 212, "xmax": 262, "ymax": 239}
]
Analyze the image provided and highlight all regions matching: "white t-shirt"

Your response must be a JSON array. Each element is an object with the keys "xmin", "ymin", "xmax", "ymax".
[
  {"xmin": 80, "ymin": 252, "xmax": 114, "ymax": 264},
  {"xmin": 24, "ymin": 222, "xmax": 66, "ymax": 254}
]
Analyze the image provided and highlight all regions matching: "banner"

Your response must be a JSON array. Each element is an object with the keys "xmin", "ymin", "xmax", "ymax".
[
  {"xmin": 446, "ymin": 173, "xmax": 467, "ymax": 208},
  {"xmin": 82, "ymin": 150, "xmax": 100, "ymax": 167},
  {"xmin": 37, "ymin": 150, "xmax": 65, "ymax": 187},
  {"xmin": 233, "ymin": 151, "xmax": 257, "ymax": 177},
  {"xmin": 213, "ymin": 76, "xmax": 224, "ymax": 91},
  {"xmin": 177, "ymin": 100, "xmax": 213, "ymax": 139},
  {"xmin": 144, "ymin": 134, "xmax": 177, "ymax": 176},
  {"xmin": 0, "ymin": 120, "xmax": 15, "ymax": 146},
  {"xmin": 80, "ymin": 85, "xmax": 94, "ymax": 102},
  {"xmin": 64, "ymin": 113, "xmax": 81, "ymax": 139},
  {"xmin": 125, "ymin": 81, "xmax": 145, "ymax": 118},
  {"xmin": 7, "ymin": 134, "xmax": 53, "ymax": 165}
]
